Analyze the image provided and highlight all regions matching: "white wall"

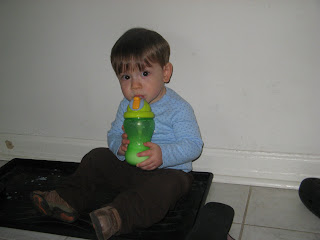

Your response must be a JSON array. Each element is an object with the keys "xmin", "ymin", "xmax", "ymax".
[{"xmin": 1, "ymin": 0, "xmax": 319, "ymax": 189}]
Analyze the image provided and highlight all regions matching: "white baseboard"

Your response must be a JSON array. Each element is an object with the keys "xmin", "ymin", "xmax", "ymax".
[
  {"xmin": 0, "ymin": 134, "xmax": 106, "ymax": 162},
  {"xmin": 193, "ymin": 148, "xmax": 320, "ymax": 189},
  {"xmin": 1, "ymin": 134, "xmax": 319, "ymax": 189}
]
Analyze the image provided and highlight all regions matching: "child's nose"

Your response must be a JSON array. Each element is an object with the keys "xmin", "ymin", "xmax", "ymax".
[{"xmin": 131, "ymin": 78, "xmax": 142, "ymax": 89}]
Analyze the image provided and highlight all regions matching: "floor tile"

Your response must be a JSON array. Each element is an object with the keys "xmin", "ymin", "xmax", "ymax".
[
  {"xmin": 206, "ymin": 182, "xmax": 250, "ymax": 223},
  {"xmin": 241, "ymin": 225, "xmax": 320, "ymax": 240},
  {"xmin": 0, "ymin": 227, "xmax": 67, "ymax": 240},
  {"xmin": 229, "ymin": 223, "xmax": 241, "ymax": 240},
  {"xmin": 245, "ymin": 187, "xmax": 320, "ymax": 233}
]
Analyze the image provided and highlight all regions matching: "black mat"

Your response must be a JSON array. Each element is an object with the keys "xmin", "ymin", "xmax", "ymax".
[{"xmin": 0, "ymin": 158, "xmax": 213, "ymax": 240}]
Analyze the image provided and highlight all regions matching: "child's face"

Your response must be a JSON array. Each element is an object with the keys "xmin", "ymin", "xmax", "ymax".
[{"xmin": 118, "ymin": 62, "xmax": 172, "ymax": 104}]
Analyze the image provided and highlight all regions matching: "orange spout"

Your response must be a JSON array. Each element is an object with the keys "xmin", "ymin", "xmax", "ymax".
[{"xmin": 132, "ymin": 97, "xmax": 140, "ymax": 109}]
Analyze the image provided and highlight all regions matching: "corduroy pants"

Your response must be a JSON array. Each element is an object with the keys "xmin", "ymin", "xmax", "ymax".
[{"xmin": 56, "ymin": 148, "xmax": 193, "ymax": 234}]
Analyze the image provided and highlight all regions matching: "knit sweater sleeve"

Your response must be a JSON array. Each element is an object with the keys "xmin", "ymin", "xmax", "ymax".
[
  {"xmin": 107, "ymin": 99, "xmax": 127, "ymax": 161},
  {"xmin": 157, "ymin": 101, "xmax": 203, "ymax": 169}
]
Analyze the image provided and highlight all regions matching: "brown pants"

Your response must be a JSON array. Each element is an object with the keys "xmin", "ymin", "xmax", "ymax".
[{"xmin": 56, "ymin": 148, "xmax": 193, "ymax": 234}]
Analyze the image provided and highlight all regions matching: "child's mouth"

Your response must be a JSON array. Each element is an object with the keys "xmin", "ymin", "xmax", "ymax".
[{"xmin": 134, "ymin": 95, "xmax": 144, "ymax": 99}]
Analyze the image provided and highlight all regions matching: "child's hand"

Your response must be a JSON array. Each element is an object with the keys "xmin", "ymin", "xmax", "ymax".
[
  {"xmin": 118, "ymin": 125, "xmax": 130, "ymax": 156},
  {"xmin": 136, "ymin": 142, "xmax": 163, "ymax": 171}
]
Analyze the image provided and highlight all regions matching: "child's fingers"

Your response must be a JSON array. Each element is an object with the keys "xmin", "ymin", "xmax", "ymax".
[
  {"xmin": 122, "ymin": 133, "xmax": 128, "ymax": 139},
  {"xmin": 121, "ymin": 145, "xmax": 127, "ymax": 152},
  {"xmin": 137, "ymin": 149, "xmax": 151, "ymax": 157},
  {"xmin": 137, "ymin": 160, "xmax": 154, "ymax": 170},
  {"xmin": 121, "ymin": 138, "xmax": 129, "ymax": 152},
  {"xmin": 143, "ymin": 142, "xmax": 154, "ymax": 148},
  {"xmin": 136, "ymin": 154, "xmax": 153, "ymax": 166}
]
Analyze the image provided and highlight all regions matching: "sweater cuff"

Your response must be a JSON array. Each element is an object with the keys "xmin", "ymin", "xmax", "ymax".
[{"xmin": 157, "ymin": 143, "xmax": 169, "ymax": 168}]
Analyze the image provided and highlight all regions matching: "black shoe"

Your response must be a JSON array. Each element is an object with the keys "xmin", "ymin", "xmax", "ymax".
[
  {"xmin": 299, "ymin": 178, "xmax": 320, "ymax": 218},
  {"xmin": 186, "ymin": 202, "xmax": 235, "ymax": 240}
]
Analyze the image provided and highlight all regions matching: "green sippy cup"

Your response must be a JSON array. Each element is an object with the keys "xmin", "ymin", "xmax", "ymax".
[{"xmin": 123, "ymin": 97, "xmax": 155, "ymax": 165}]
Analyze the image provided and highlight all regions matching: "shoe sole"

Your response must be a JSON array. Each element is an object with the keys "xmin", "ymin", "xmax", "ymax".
[
  {"xmin": 52, "ymin": 207, "xmax": 78, "ymax": 223},
  {"xmin": 30, "ymin": 192, "xmax": 78, "ymax": 223},
  {"xmin": 31, "ymin": 193, "xmax": 53, "ymax": 216},
  {"xmin": 89, "ymin": 211, "xmax": 105, "ymax": 240}
]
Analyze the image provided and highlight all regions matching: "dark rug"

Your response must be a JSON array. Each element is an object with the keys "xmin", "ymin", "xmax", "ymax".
[{"xmin": 0, "ymin": 158, "xmax": 213, "ymax": 240}]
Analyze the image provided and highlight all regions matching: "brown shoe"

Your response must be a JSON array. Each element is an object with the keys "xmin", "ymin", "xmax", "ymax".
[
  {"xmin": 89, "ymin": 206, "xmax": 122, "ymax": 240},
  {"xmin": 30, "ymin": 190, "xmax": 79, "ymax": 223}
]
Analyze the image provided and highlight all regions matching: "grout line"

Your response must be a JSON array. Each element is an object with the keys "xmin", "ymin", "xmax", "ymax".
[
  {"xmin": 238, "ymin": 186, "xmax": 252, "ymax": 240},
  {"xmin": 243, "ymin": 223, "xmax": 320, "ymax": 235}
]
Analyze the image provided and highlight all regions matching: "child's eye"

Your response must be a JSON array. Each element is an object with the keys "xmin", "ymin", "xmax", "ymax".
[
  {"xmin": 121, "ymin": 75, "xmax": 130, "ymax": 80},
  {"xmin": 142, "ymin": 71, "xmax": 149, "ymax": 77}
]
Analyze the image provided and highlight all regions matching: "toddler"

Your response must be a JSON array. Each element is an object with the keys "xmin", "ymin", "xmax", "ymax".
[{"xmin": 31, "ymin": 28, "xmax": 203, "ymax": 240}]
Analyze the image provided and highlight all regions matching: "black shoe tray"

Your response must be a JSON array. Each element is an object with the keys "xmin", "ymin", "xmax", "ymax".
[{"xmin": 0, "ymin": 158, "xmax": 212, "ymax": 240}]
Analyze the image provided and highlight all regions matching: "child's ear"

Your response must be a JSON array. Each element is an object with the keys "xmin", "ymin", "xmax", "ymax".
[{"xmin": 163, "ymin": 62, "xmax": 173, "ymax": 83}]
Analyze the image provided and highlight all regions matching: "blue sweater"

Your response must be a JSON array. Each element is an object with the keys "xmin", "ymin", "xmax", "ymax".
[{"xmin": 107, "ymin": 87, "xmax": 203, "ymax": 172}]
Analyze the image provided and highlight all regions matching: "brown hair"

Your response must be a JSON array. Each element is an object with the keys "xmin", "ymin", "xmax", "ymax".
[{"xmin": 111, "ymin": 28, "xmax": 170, "ymax": 75}]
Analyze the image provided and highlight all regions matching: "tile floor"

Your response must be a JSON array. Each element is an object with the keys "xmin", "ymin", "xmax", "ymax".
[{"xmin": 0, "ymin": 160, "xmax": 319, "ymax": 240}]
